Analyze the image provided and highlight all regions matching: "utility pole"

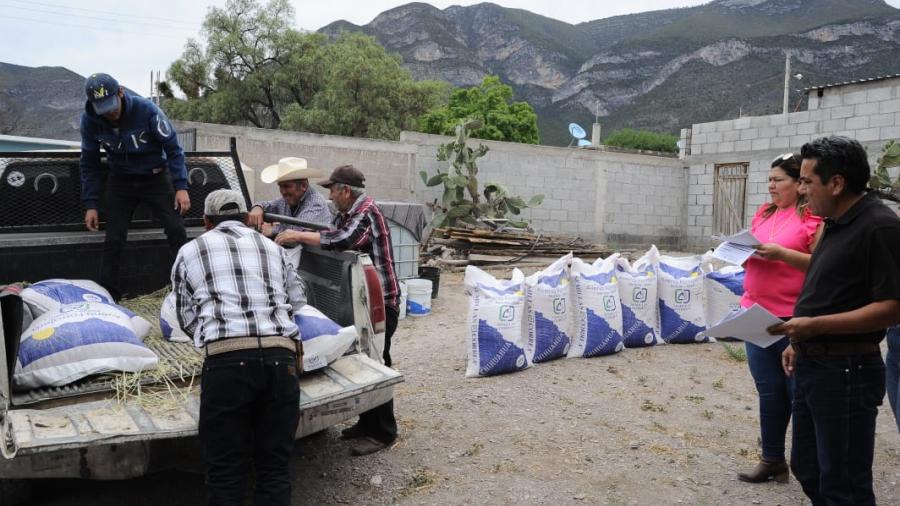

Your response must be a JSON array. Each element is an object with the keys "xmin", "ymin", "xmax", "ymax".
[{"xmin": 782, "ymin": 53, "xmax": 791, "ymax": 115}]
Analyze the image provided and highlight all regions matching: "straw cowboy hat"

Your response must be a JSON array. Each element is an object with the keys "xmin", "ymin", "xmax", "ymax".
[{"xmin": 260, "ymin": 157, "xmax": 323, "ymax": 184}]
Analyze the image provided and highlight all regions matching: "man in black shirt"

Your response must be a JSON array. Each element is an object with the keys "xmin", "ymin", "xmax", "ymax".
[{"xmin": 770, "ymin": 136, "xmax": 900, "ymax": 505}]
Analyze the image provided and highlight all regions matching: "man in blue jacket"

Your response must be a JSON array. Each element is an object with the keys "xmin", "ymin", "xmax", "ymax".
[{"xmin": 80, "ymin": 73, "xmax": 190, "ymax": 300}]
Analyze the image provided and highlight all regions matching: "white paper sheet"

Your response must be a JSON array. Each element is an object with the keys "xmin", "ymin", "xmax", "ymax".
[
  {"xmin": 712, "ymin": 229, "xmax": 761, "ymax": 247},
  {"xmin": 711, "ymin": 241, "xmax": 756, "ymax": 265},
  {"xmin": 705, "ymin": 304, "xmax": 784, "ymax": 348}
]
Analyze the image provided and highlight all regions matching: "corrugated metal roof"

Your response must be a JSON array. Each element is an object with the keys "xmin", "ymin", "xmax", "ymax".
[{"xmin": 802, "ymin": 73, "xmax": 900, "ymax": 94}]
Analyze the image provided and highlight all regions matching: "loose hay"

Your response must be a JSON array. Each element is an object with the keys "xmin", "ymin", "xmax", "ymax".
[{"xmin": 114, "ymin": 288, "xmax": 202, "ymax": 412}]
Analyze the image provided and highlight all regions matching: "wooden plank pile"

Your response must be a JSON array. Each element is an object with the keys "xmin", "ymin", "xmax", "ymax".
[{"xmin": 428, "ymin": 226, "xmax": 614, "ymax": 266}]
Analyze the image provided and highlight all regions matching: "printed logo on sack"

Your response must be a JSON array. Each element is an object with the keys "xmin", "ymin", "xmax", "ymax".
[
  {"xmin": 675, "ymin": 289, "xmax": 691, "ymax": 304},
  {"xmin": 499, "ymin": 305, "xmax": 515, "ymax": 322},
  {"xmin": 82, "ymin": 294, "xmax": 102, "ymax": 302},
  {"xmin": 632, "ymin": 287, "xmax": 647, "ymax": 303},
  {"xmin": 603, "ymin": 295, "xmax": 616, "ymax": 312},
  {"xmin": 515, "ymin": 355, "xmax": 526, "ymax": 367},
  {"xmin": 553, "ymin": 297, "xmax": 566, "ymax": 315}
]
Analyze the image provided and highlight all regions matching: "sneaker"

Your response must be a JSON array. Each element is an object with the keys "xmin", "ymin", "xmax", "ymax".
[
  {"xmin": 350, "ymin": 436, "xmax": 390, "ymax": 456},
  {"xmin": 340, "ymin": 424, "xmax": 367, "ymax": 440}
]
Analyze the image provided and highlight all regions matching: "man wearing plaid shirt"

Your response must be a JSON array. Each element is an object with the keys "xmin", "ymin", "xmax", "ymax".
[
  {"xmin": 275, "ymin": 164, "xmax": 400, "ymax": 456},
  {"xmin": 172, "ymin": 189, "xmax": 306, "ymax": 505}
]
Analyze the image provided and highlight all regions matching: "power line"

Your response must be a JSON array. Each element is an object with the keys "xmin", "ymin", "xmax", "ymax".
[
  {"xmin": 4, "ymin": 0, "xmax": 202, "ymax": 27},
  {"xmin": 0, "ymin": 14, "xmax": 190, "ymax": 40},
  {"xmin": 0, "ymin": 3, "xmax": 197, "ymax": 34}
]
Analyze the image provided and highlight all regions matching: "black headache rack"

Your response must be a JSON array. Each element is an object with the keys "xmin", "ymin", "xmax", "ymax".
[
  {"xmin": 0, "ymin": 138, "xmax": 250, "ymax": 234},
  {"xmin": 0, "ymin": 139, "xmax": 250, "ymax": 296}
]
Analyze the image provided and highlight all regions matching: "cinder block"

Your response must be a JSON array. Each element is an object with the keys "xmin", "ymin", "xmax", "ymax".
[
  {"xmin": 759, "ymin": 126, "xmax": 778, "ymax": 138},
  {"xmin": 771, "ymin": 136, "xmax": 790, "ymax": 150},
  {"xmin": 723, "ymin": 130, "xmax": 740, "ymax": 142},
  {"xmin": 791, "ymin": 134, "xmax": 812, "ymax": 146},
  {"xmin": 843, "ymin": 90, "xmax": 868, "ymax": 105},
  {"xmin": 716, "ymin": 120, "xmax": 736, "ymax": 132},
  {"xmin": 777, "ymin": 125, "xmax": 797, "ymax": 137},
  {"xmin": 698, "ymin": 174, "xmax": 714, "ymax": 185},
  {"xmin": 797, "ymin": 122, "xmax": 817, "ymax": 135},
  {"xmin": 855, "ymin": 102, "xmax": 879, "ymax": 117},
  {"xmin": 697, "ymin": 194, "xmax": 713, "ymax": 205},
  {"xmin": 697, "ymin": 215, "xmax": 713, "ymax": 227},
  {"xmin": 867, "ymin": 86, "xmax": 893, "ymax": 102},
  {"xmin": 629, "ymin": 214, "xmax": 646, "ymax": 225},
  {"xmin": 707, "ymin": 132, "xmax": 724, "ymax": 143},
  {"xmin": 734, "ymin": 118, "xmax": 751, "ymax": 130},
  {"xmin": 830, "ymin": 105, "xmax": 855, "ymax": 119},
  {"xmin": 696, "ymin": 122, "xmax": 716, "ymax": 134},
  {"xmin": 821, "ymin": 93, "xmax": 843, "ymax": 108},
  {"xmin": 789, "ymin": 111, "xmax": 810, "ymax": 124},
  {"xmin": 692, "ymin": 133, "xmax": 708, "ymax": 145},
  {"xmin": 823, "ymin": 119, "xmax": 846, "ymax": 133},
  {"xmin": 734, "ymin": 140, "xmax": 752, "ymax": 152},
  {"xmin": 769, "ymin": 115, "xmax": 788, "ymax": 126},
  {"xmin": 719, "ymin": 141, "xmax": 735, "ymax": 153},
  {"xmin": 880, "ymin": 126, "xmax": 900, "ymax": 140},
  {"xmin": 846, "ymin": 117, "xmax": 870, "ymax": 130},
  {"xmin": 752, "ymin": 138, "xmax": 771, "ymax": 151},
  {"xmin": 550, "ymin": 209, "xmax": 568, "ymax": 221},
  {"xmin": 857, "ymin": 128, "xmax": 881, "ymax": 142},
  {"xmin": 750, "ymin": 116, "xmax": 771, "ymax": 128},
  {"xmin": 881, "ymin": 99, "xmax": 900, "ymax": 114},
  {"xmin": 740, "ymin": 128, "xmax": 759, "ymax": 141},
  {"xmin": 871, "ymin": 113, "xmax": 896, "ymax": 128}
]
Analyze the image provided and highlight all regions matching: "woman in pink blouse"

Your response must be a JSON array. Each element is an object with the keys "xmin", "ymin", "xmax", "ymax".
[{"xmin": 738, "ymin": 153, "xmax": 823, "ymax": 484}]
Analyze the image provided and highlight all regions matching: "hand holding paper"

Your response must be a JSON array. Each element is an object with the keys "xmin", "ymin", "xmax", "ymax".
[
  {"xmin": 711, "ymin": 229, "xmax": 761, "ymax": 266},
  {"xmin": 705, "ymin": 304, "xmax": 785, "ymax": 348}
]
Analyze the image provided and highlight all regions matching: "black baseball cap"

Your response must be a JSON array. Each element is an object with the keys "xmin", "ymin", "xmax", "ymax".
[
  {"xmin": 319, "ymin": 165, "xmax": 366, "ymax": 188},
  {"xmin": 85, "ymin": 73, "xmax": 120, "ymax": 115}
]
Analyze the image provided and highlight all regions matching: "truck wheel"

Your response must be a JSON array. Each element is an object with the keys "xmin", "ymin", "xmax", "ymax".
[{"xmin": 0, "ymin": 479, "xmax": 32, "ymax": 506}]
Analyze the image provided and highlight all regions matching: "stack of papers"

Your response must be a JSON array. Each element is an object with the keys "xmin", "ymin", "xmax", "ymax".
[
  {"xmin": 705, "ymin": 304, "xmax": 784, "ymax": 348},
  {"xmin": 711, "ymin": 229, "xmax": 760, "ymax": 265}
]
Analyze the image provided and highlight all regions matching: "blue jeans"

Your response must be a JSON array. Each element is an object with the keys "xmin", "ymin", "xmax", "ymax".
[
  {"xmin": 886, "ymin": 326, "xmax": 900, "ymax": 432},
  {"xmin": 745, "ymin": 337, "xmax": 793, "ymax": 462},
  {"xmin": 199, "ymin": 347, "xmax": 300, "ymax": 506},
  {"xmin": 791, "ymin": 352, "xmax": 885, "ymax": 505}
]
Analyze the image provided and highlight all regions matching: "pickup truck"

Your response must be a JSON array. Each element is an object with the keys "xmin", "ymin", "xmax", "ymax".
[{"xmin": 0, "ymin": 144, "xmax": 403, "ymax": 504}]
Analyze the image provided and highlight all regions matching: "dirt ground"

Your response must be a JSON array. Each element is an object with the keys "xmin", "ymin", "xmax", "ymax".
[{"xmin": 30, "ymin": 270, "xmax": 900, "ymax": 505}]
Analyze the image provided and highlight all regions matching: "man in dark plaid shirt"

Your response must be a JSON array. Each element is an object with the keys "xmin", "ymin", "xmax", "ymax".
[{"xmin": 275, "ymin": 165, "xmax": 400, "ymax": 456}]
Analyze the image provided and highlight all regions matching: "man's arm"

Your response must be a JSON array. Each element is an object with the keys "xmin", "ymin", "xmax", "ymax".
[
  {"xmin": 770, "ymin": 299, "xmax": 900, "ymax": 341},
  {"xmin": 79, "ymin": 115, "xmax": 103, "ymax": 230},
  {"xmin": 150, "ymin": 110, "xmax": 190, "ymax": 214}
]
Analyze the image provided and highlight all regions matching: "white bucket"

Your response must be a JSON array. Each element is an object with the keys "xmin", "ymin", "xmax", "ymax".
[
  {"xmin": 406, "ymin": 278, "xmax": 432, "ymax": 317},
  {"xmin": 398, "ymin": 281, "xmax": 408, "ymax": 320}
]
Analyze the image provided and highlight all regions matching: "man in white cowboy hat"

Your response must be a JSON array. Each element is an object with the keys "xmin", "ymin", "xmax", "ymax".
[{"xmin": 248, "ymin": 157, "xmax": 333, "ymax": 236}]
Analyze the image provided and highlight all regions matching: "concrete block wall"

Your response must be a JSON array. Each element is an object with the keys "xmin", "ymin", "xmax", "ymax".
[
  {"xmin": 685, "ymin": 76, "xmax": 900, "ymax": 249},
  {"xmin": 174, "ymin": 121, "xmax": 416, "ymax": 204},
  {"xmin": 402, "ymin": 132, "xmax": 685, "ymax": 246}
]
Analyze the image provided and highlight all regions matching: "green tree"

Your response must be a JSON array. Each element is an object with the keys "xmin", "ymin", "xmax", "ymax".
[
  {"xmin": 603, "ymin": 128, "xmax": 678, "ymax": 153},
  {"xmin": 280, "ymin": 33, "xmax": 449, "ymax": 139},
  {"xmin": 419, "ymin": 76, "xmax": 539, "ymax": 144},
  {"xmin": 163, "ymin": 0, "xmax": 447, "ymax": 140}
]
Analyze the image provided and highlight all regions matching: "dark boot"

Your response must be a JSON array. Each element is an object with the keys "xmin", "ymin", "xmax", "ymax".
[{"xmin": 738, "ymin": 460, "xmax": 789, "ymax": 483}]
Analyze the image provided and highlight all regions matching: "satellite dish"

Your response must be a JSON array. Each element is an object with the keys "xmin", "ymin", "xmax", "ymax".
[
  {"xmin": 568, "ymin": 123, "xmax": 587, "ymax": 139},
  {"xmin": 577, "ymin": 139, "xmax": 592, "ymax": 147}
]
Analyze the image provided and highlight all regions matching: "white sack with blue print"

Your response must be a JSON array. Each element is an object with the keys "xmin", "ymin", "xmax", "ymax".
[
  {"xmin": 525, "ymin": 253, "xmax": 574, "ymax": 363},
  {"xmin": 465, "ymin": 266, "xmax": 530, "ymax": 378},
  {"xmin": 21, "ymin": 279, "xmax": 152, "ymax": 339},
  {"xmin": 568, "ymin": 255, "xmax": 625, "ymax": 358},
  {"xmin": 616, "ymin": 246, "xmax": 663, "ymax": 347},
  {"xmin": 658, "ymin": 255, "xmax": 712, "ymax": 344},
  {"xmin": 14, "ymin": 302, "xmax": 159, "ymax": 390},
  {"xmin": 159, "ymin": 292, "xmax": 191, "ymax": 343},
  {"xmin": 293, "ymin": 305, "xmax": 357, "ymax": 372},
  {"xmin": 704, "ymin": 265, "xmax": 745, "ymax": 327}
]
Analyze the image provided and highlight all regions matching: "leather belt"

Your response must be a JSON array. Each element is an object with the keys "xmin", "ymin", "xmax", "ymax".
[
  {"xmin": 205, "ymin": 336, "xmax": 299, "ymax": 357},
  {"xmin": 795, "ymin": 341, "xmax": 881, "ymax": 356}
]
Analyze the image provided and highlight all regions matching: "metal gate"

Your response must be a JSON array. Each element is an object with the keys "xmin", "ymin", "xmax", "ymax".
[{"xmin": 713, "ymin": 162, "xmax": 748, "ymax": 235}]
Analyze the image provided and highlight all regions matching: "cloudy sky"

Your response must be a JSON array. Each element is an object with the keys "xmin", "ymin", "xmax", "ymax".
[{"xmin": 2, "ymin": 0, "xmax": 899, "ymax": 97}]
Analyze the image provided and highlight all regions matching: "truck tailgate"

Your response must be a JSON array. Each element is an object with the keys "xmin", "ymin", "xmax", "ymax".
[{"xmin": 4, "ymin": 354, "xmax": 402, "ymax": 458}]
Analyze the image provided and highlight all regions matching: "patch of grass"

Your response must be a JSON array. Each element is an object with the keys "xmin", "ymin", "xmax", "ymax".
[
  {"xmin": 718, "ymin": 429, "xmax": 729, "ymax": 438},
  {"xmin": 641, "ymin": 399, "xmax": 666, "ymax": 413},
  {"xmin": 712, "ymin": 378, "xmax": 725, "ymax": 389},
  {"xmin": 462, "ymin": 442, "xmax": 483, "ymax": 457},
  {"xmin": 721, "ymin": 342, "xmax": 747, "ymax": 362},
  {"xmin": 685, "ymin": 395, "xmax": 705, "ymax": 403},
  {"xmin": 400, "ymin": 468, "xmax": 439, "ymax": 496},
  {"xmin": 702, "ymin": 410, "xmax": 714, "ymax": 420},
  {"xmin": 637, "ymin": 375, "xmax": 648, "ymax": 387}
]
